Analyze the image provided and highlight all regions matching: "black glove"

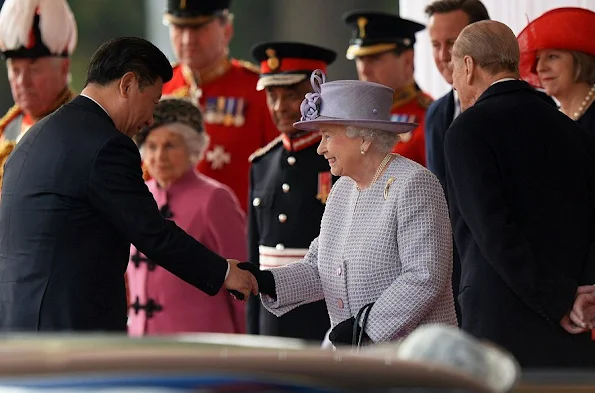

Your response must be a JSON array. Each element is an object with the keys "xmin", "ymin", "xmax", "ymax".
[
  {"xmin": 329, "ymin": 317, "xmax": 370, "ymax": 346},
  {"xmin": 237, "ymin": 262, "xmax": 276, "ymax": 297}
]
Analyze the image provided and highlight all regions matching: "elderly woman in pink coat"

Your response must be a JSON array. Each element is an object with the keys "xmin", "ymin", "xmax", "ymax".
[{"xmin": 126, "ymin": 98, "xmax": 247, "ymax": 336}]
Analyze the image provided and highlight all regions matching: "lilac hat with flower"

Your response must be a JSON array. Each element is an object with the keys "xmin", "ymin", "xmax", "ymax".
[{"xmin": 293, "ymin": 69, "xmax": 417, "ymax": 133}]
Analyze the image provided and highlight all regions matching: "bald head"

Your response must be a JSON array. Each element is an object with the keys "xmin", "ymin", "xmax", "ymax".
[
  {"xmin": 450, "ymin": 20, "xmax": 520, "ymax": 111},
  {"xmin": 452, "ymin": 20, "xmax": 519, "ymax": 75}
]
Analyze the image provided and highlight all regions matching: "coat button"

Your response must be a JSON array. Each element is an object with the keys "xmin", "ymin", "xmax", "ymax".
[
  {"xmin": 252, "ymin": 197, "xmax": 261, "ymax": 207},
  {"xmin": 337, "ymin": 299, "xmax": 344, "ymax": 309},
  {"xmin": 282, "ymin": 183, "xmax": 290, "ymax": 193},
  {"xmin": 287, "ymin": 156, "xmax": 296, "ymax": 165},
  {"xmin": 278, "ymin": 214, "xmax": 287, "ymax": 223},
  {"xmin": 276, "ymin": 243, "xmax": 285, "ymax": 251},
  {"xmin": 336, "ymin": 267, "xmax": 342, "ymax": 276}
]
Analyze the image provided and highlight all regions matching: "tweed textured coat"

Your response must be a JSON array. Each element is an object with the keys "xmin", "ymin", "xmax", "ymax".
[{"xmin": 262, "ymin": 156, "xmax": 457, "ymax": 343}]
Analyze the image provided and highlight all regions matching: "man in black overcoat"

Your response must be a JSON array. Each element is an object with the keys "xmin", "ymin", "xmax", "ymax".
[
  {"xmin": 445, "ymin": 20, "xmax": 595, "ymax": 367},
  {"xmin": 0, "ymin": 37, "xmax": 257, "ymax": 332}
]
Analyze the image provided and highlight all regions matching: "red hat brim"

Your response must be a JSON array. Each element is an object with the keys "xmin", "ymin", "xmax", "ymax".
[{"xmin": 517, "ymin": 7, "xmax": 595, "ymax": 88}]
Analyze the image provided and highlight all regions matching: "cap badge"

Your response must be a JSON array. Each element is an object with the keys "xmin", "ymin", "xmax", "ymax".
[
  {"xmin": 357, "ymin": 17, "xmax": 368, "ymax": 38},
  {"xmin": 179, "ymin": 0, "xmax": 187, "ymax": 9},
  {"xmin": 265, "ymin": 48, "xmax": 279, "ymax": 71}
]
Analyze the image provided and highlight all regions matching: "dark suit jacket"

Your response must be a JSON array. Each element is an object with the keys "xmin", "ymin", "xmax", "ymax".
[
  {"xmin": 247, "ymin": 139, "xmax": 331, "ymax": 340},
  {"xmin": 425, "ymin": 89, "xmax": 454, "ymax": 188},
  {"xmin": 0, "ymin": 96, "xmax": 228, "ymax": 332},
  {"xmin": 445, "ymin": 80, "xmax": 595, "ymax": 368}
]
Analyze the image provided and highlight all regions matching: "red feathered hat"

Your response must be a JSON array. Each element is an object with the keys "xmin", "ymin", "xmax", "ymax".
[{"xmin": 517, "ymin": 7, "xmax": 595, "ymax": 87}]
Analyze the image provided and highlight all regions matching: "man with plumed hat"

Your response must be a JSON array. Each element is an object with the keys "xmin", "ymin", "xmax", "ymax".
[
  {"xmin": 245, "ymin": 42, "xmax": 336, "ymax": 341},
  {"xmin": 0, "ymin": 0, "xmax": 77, "ymax": 189},
  {"xmin": 342, "ymin": 10, "xmax": 432, "ymax": 167},
  {"xmin": 161, "ymin": 0, "xmax": 278, "ymax": 213}
]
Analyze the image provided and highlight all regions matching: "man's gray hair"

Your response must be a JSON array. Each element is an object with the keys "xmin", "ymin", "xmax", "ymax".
[
  {"xmin": 345, "ymin": 126, "xmax": 400, "ymax": 153},
  {"xmin": 140, "ymin": 122, "xmax": 209, "ymax": 166},
  {"xmin": 452, "ymin": 20, "xmax": 519, "ymax": 74}
]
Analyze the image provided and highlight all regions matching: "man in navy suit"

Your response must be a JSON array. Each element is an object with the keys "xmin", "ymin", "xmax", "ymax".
[
  {"xmin": 423, "ymin": 0, "xmax": 490, "ymax": 325},
  {"xmin": 0, "ymin": 37, "xmax": 257, "ymax": 332}
]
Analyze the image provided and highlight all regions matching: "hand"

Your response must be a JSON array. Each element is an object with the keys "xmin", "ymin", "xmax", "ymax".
[
  {"xmin": 224, "ymin": 259, "xmax": 258, "ymax": 301},
  {"xmin": 560, "ymin": 314, "xmax": 589, "ymax": 334},
  {"xmin": 237, "ymin": 262, "xmax": 276, "ymax": 297},
  {"xmin": 329, "ymin": 317, "xmax": 369, "ymax": 346},
  {"xmin": 569, "ymin": 285, "xmax": 595, "ymax": 330}
]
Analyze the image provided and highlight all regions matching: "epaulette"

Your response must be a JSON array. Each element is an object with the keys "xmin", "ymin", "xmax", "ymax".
[
  {"xmin": 237, "ymin": 59, "xmax": 261, "ymax": 74},
  {"xmin": 417, "ymin": 92, "xmax": 434, "ymax": 109},
  {"xmin": 0, "ymin": 104, "xmax": 22, "ymax": 137},
  {"xmin": 249, "ymin": 135, "xmax": 282, "ymax": 162}
]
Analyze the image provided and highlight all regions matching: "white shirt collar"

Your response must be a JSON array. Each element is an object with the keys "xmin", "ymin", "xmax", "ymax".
[
  {"xmin": 490, "ymin": 78, "xmax": 518, "ymax": 86},
  {"xmin": 80, "ymin": 93, "xmax": 109, "ymax": 115}
]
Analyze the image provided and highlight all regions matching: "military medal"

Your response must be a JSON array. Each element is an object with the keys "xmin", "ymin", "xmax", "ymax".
[
  {"xmin": 223, "ymin": 97, "xmax": 236, "ymax": 127},
  {"xmin": 234, "ymin": 98, "xmax": 245, "ymax": 127},
  {"xmin": 204, "ymin": 97, "xmax": 217, "ymax": 124},
  {"xmin": 316, "ymin": 171, "xmax": 332, "ymax": 204},
  {"xmin": 214, "ymin": 96, "xmax": 226, "ymax": 124}
]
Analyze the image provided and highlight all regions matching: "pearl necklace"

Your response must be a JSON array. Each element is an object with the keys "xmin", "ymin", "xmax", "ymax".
[
  {"xmin": 572, "ymin": 83, "xmax": 595, "ymax": 121},
  {"xmin": 356, "ymin": 153, "xmax": 394, "ymax": 192}
]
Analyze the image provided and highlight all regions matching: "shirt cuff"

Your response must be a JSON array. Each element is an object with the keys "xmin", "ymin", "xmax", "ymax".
[{"xmin": 225, "ymin": 261, "xmax": 230, "ymax": 280}]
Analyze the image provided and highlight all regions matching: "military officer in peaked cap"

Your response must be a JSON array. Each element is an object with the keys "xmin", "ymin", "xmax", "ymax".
[
  {"xmin": 245, "ymin": 42, "xmax": 336, "ymax": 341},
  {"xmin": 162, "ymin": 0, "xmax": 278, "ymax": 212},
  {"xmin": 343, "ymin": 11, "xmax": 433, "ymax": 167}
]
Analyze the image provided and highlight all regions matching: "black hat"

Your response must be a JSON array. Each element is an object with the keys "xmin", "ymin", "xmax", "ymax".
[
  {"xmin": 0, "ymin": 0, "xmax": 77, "ymax": 60},
  {"xmin": 134, "ymin": 98, "xmax": 204, "ymax": 148},
  {"xmin": 163, "ymin": 0, "xmax": 231, "ymax": 27},
  {"xmin": 251, "ymin": 42, "xmax": 336, "ymax": 91},
  {"xmin": 342, "ymin": 10, "xmax": 425, "ymax": 59}
]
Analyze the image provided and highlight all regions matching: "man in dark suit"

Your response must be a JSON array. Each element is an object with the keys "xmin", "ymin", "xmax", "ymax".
[
  {"xmin": 423, "ymin": 0, "xmax": 491, "ymax": 326},
  {"xmin": 445, "ymin": 20, "xmax": 595, "ymax": 367},
  {"xmin": 246, "ymin": 42, "xmax": 336, "ymax": 341},
  {"xmin": 0, "ymin": 37, "xmax": 257, "ymax": 332}
]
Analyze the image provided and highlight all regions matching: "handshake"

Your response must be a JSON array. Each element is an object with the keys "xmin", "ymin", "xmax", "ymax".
[
  {"xmin": 560, "ymin": 285, "xmax": 595, "ymax": 334},
  {"xmin": 224, "ymin": 259, "xmax": 276, "ymax": 300}
]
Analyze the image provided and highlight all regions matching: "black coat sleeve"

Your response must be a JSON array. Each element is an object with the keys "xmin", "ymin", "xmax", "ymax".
[
  {"xmin": 246, "ymin": 164, "xmax": 260, "ymax": 334},
  {"xmin": 87, "ymin": 134, "xmax": 228, "ymax": 296},
  {"xmin": 444, "ymin": 123, "xmax": 577, "ymax": 323}
]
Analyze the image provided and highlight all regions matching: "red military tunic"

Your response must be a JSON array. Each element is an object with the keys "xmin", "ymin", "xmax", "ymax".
[
  {"xmin": 162, "ymin": 58, "xmax": 279, "ymax": 212},
  {"xmin": 390, "ymin": 82, "xmax": 433, "ymax": 167}
]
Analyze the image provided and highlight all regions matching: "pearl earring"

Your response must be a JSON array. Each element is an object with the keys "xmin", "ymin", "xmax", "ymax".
[{"xmin": 360, "ymin": 149, "xmax": 365, "ymax": 155}]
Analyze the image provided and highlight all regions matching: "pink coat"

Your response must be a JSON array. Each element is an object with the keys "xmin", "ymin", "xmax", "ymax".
[{"xmin": 126, "ymin": 169, "xmax": 246, "ymax": 336}]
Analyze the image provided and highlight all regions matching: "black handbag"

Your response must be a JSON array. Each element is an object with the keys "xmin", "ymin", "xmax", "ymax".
[{"xmin": 352, "ymin": 302, "xmax": 374, "ymax": 351}]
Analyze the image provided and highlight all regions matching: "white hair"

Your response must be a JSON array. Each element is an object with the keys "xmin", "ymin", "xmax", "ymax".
[
  {"xmin": 345, "ymin": 126, "xmax": 400, "ymax": 153},
  {"xmin": 140, "ymin": 122, "xmax": 209, "ymax": 166}
]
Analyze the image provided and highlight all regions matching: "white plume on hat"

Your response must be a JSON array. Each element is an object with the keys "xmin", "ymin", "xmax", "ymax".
[{"xmin": 0, "ymin": 0, "xmax": 77, "ymax": 55}]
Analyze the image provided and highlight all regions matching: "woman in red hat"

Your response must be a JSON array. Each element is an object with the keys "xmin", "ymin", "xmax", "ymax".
[{"xmin": 517, "ymin": 7, "xmax": 595, "ymax": 134}]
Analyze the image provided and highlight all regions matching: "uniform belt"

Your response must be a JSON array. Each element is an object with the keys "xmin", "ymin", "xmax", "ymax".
[{"xmin": 258, "ymin": 245, "xmax": 309, "ymax": 270}]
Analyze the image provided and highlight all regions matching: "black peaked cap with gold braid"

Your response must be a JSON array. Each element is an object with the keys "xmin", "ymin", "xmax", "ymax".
[
  {"xmin": 251, "ymin": 42, "xmax": 337, "ymax": 91},
  {"xmin": 164, "ymin": 0, "xmax": 231, "ymax": 27},
  {"xmin": 342, "ymin": 10, "xmax": 425, "ymax": 60}
]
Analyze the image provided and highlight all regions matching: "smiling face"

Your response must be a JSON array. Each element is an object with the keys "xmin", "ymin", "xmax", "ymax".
[
  {"xmin": 316, "ymin": 124, "xmax": 362, "ymax": 177},
  {"xmin": 535, "ymin": 49, "xmax": 576, "ymax": 98},
  {"xmin": 428, "ymin": 10, "xmax": 470, "ymax": 85},
  {"xmin": 142, "ymin": 126, "xmax": 191, "ymax": 186},
  {"xmin": 265, "ymin": 79, "xmax": 312, "ymax": 135}
]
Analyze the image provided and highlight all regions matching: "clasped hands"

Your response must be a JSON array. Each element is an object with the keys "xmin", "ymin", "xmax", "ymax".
[{"xmin": 560, "ymin": 285, "xmax": 595, "ymax": 334}]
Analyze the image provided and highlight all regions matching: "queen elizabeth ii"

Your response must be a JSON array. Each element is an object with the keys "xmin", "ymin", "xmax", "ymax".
[{"xmin": 240, "ymin": 71, "xmax": 456, "ymax": 346}]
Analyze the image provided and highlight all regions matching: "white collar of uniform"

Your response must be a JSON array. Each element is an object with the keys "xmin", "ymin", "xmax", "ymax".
[{"xmin": 80, "ymin": 93, "xmax": 109, "ymax": 116}]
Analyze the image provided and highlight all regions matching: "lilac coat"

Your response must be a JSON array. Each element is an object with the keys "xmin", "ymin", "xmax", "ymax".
[{"xmin": 127, "ymin": 169, "xmax": 246, "ymax": 336}]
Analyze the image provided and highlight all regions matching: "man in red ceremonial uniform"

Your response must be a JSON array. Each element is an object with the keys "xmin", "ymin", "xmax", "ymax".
[
  {"xmin": 342, "ymin": 11, "xmax": 433, "ymax": 167},
  {"xmin": 161, "ymin": 0, "xmax": 278, "ymax": 212}
]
